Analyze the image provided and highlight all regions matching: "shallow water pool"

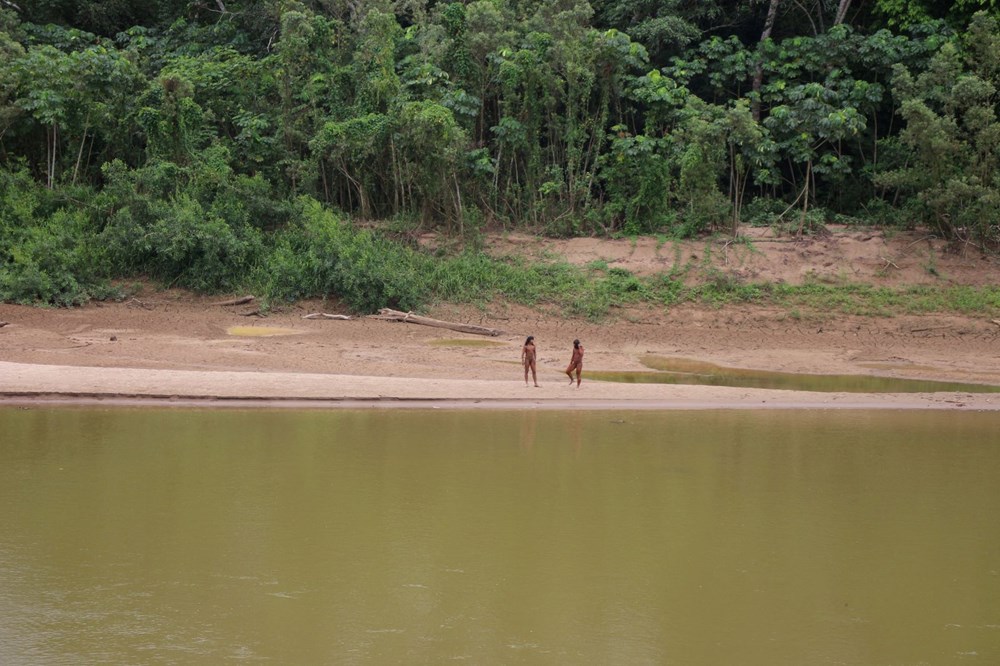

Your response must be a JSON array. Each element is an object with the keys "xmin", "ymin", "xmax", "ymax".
[{"xmin": 585, "ymin": 355, "xmax": 1000, "ymax": 393}]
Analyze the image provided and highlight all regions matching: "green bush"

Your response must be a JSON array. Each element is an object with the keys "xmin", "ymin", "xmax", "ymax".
[
  {"xmin": 101, "ymin": 193, "xmax": 262, "ymax": 292},
  {"xmin": 0, "ymin": 207, "xmax": 111, "ymax": 306},
  {"xmin": 0, "ymin": 170, "xmax": 112, "ymax": 305},
  {"xmin": 258, "ymin": 198, "xmax": 430, "ymax": 312},
  {"xmin": 741, "ymin": 197, "xmax": 789, "ymax": 227}
]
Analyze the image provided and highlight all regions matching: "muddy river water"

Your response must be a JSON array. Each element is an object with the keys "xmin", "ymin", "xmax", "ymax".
[{"xmin": 1, "ymin": 407, "xmax": 998, "ymax": 664}]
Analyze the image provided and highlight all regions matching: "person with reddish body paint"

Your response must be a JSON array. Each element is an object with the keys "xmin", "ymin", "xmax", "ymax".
[
  {"xmin": 521, "ymin": 335, "xmax": 540, "ymax": 387},
  {"xmin": 565, "ymin": 339, "xmax": 584, "ymax": 387}
]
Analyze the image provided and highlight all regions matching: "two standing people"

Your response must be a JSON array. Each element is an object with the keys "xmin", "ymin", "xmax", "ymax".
[{"xmin": 521, "ymin": 336, "xmax": 584, "ymax": 387}]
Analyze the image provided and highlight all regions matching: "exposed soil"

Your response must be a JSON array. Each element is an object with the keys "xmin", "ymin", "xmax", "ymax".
[
  {"xmin": 481, "ymin": 225, "xmax": 1000, "ymax": 286},
  {"xmin": 2, "ymin": 227, "xmax": 1000, "ymax": 410}
]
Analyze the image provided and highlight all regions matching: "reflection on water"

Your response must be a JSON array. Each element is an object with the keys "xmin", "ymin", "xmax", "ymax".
[
  {"xmin": 585, "ymin": 355, "xmax": 1000, "ymax": 393},
  {"xmin": 1, "ymin": 407, "xmax": 999, "ymax": 664}
]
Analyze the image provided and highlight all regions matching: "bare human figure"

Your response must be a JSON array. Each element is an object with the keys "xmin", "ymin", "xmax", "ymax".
[
  {"xmin": 565, "ymin": 339, "xmax": 584, "ymax": 387},
  {"xmin": 522, "ymin": 335, "xmax": 540, "ymax": 387}
]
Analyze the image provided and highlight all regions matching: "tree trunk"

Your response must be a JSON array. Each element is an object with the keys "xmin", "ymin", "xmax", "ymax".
[
  {"xmin": 834, "ymin": 0, "xmax": 852, "ymax": 25},
  {"xmin": 453, "ymin": 173, "xmax": 464, "ymax": 236},
  {"xmin": 369, "ymin": 309, "xmax": 503, "ymax": 337},
  {"xmin": 798, "ymin": 158, "xmax": 811, "ymax": 237},
  {"xmin": 47, "ymin": 123, "xmax": 59, "ymax": 189},
  {"xmin": 73, "ymin": 114, "xmax": 90, "ymax": 186},
  {"xmin": 751, "ymin": 0, "xmax": 782, "ymax": 122}
]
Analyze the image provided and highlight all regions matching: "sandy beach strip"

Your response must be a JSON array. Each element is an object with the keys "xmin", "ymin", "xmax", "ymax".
[{"xmin": 2, "ymin": 361, "xmax": 997, "ymax": 411}]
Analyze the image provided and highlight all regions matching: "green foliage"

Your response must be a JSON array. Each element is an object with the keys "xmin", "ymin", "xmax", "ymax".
[
  {"xmin": 8, "ymin": 28, "xmax": 144, "ymax": 186},
  {"xmin": 258, "ymin": 198, "xmax": 430, "ymax": 312},
  {"xmin": 0, "ymin": 169, "xmax": 111, "ymax": 305},
  {"xmin": 874, "ymin": 0, "xmax": 999, "ymax": 29},
  {"xmin": 136, "ymin": 75, "xmax": 208, "ymax": 164},
  {"xmin": 602, "ymin": 75, "xmax": 731, "ymax": 236},
  {"xmin": 426, "ymin": 251, "xmax": 542, "ymax": 305},
  {"xmin": 101, "ymin": 192, "xmax": 262, "ymax": 292},
  {"xmin": 591, "ymin": 0, "xmax": 702, "ymax": 61},
  {"xmin": 877, "ymin": 13, "xmax": 1000, "ymax": 246},
  {"xmin": 97, "ymin": 150, "xmax": 278, "ymax": 292},
  {"xmin": 672, "ymin": 100, "xmax": 731, "ymax": 235},
  {"xmin": 353, "ymin": 9, "xmax": 403, "ymax": 114},
  {"xmin": 3, "ymin": 0, "xmax": 1000, "ymax": 312},
  {"xmin": 598, "ymin": 130, "xmax": 673, "ymax": 234},
  {"xmin": 567, "ymin": 266, "xmax": 650, "ymax": 319},
  {"xmin": 158, "ymin": 46, "xmax": 278, "ymax": 170},
  {"xmin": 394, "ymin": 100, "xmax": 467, "ymax": 224}
]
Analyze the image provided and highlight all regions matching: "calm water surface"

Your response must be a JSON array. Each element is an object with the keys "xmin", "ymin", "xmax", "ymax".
[
  {"xmin": 587, "ymin": 356, "xmax": 1000, "ymax": 393},
  {"xmin": 1, "ymin": 407, "xmax": 998, "ymax": 665}
]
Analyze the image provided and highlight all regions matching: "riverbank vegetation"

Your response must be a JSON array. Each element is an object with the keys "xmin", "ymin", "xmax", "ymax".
[{"xmin": 2, "ymin": 1, "xmax": 999, "ymax": 314}]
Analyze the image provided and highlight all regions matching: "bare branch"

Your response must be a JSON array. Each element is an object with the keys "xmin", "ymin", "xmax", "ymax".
[{"xmin": 788, "ymin": 0, "xmax": 820, "ymax": 35}]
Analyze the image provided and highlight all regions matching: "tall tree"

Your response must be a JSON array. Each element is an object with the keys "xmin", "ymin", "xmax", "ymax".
[
  {"xmin": 877, "ymin": 12, "xmax": 1000, "ymax": 246},
  {"xmin": 751, "ymin": 0, "xmax": 781, "ymax": 121}
]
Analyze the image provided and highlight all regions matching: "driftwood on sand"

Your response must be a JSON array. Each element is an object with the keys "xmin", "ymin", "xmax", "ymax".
[
  {"xmin": 211, "ymin": 295, "xmax": 255, "ymax": 307},
  {"xmin": 368, "ymin": 308, "xmax": 503, "ymax": 337},
  {"xmin": 302, "ymin": 313, "xmax": 353, "ymax": 320}
]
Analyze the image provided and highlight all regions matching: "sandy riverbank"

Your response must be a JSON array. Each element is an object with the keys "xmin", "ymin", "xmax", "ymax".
[{"xmin": 2, "ymin": 281, "xmax": 999, "ymax": 410}]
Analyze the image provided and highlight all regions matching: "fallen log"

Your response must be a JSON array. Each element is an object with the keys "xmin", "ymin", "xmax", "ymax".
[
  {"xmin": 368, "ymin": 308, "xmax": 503, "ymax": 337},
  {"xmin": 303, "ymin": 313, "xmax": 352, "ymax": 320},
  {"xmin": 212, "ymin": 295, "xmax": 254, "ymax": 306}
]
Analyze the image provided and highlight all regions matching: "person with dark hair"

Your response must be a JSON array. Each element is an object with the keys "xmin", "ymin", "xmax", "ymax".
[
  {"xmin": 521, "ymin": 335, "xmax": 539, "ymax": 387},
  {"xmin": 565, "ymin": 339, "xmax": 584, "ymax": 387}
]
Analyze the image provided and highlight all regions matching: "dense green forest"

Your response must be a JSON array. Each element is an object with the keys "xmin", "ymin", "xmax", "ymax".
[{"xmin": 1, "ymin": 0, "xmax": 999, "ymax": 311}]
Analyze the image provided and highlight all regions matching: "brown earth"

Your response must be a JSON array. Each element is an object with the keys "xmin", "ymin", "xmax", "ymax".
[{"xmin": 2, "ymin": 226, "xmax": 1000, "ymax": 410}]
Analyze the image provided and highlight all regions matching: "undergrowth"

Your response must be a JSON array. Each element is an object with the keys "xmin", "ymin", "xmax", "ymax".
[{"xmin": 4, "ymin": 183, "xmax": 999, "ymax": 319}]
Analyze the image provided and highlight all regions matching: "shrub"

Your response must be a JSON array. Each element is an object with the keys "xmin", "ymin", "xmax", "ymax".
[
  {"xmin": 101, "ymin": 193, "xmax": 262, "ymax": 292},
  {"xmin": 0, "ymin": 207, "xmax": 109, "ymax": 306},
  {"xmin": 258, "ymin": 198, "xmax": 430, "ymax": 312},
  {"xmin": 0, "ymin": 170, "xmax": 112, "ymax": 305}
]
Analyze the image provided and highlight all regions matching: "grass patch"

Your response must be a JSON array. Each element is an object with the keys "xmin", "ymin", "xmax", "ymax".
[
  {"xmin": 429, "ymin": 248, "xmax": 1000, "ymax": 319},
  {"xmin": 675, "ymin": 280, "xmax": 1000, "ymax": 318},
  {"xmin": 421, "ymin": 248, "xmax": 1000, "ymax": 319}
]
